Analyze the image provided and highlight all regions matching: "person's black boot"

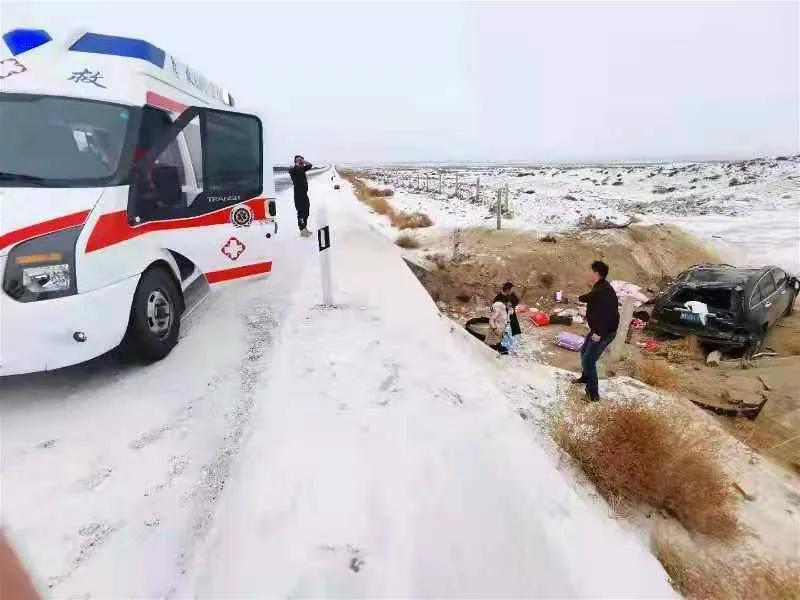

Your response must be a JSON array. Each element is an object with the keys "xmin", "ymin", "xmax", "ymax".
[{"xmin": 572, "ymin": 376, "xmax": 587, "ymax": 384}]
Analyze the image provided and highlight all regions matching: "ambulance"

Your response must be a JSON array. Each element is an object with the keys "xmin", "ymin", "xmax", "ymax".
[{"xmin": 0, "ymin": 28, "xmax": 277, "ymax": 375}]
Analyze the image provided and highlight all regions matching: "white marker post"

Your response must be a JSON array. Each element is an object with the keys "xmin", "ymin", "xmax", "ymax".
[{"xmin": 317, "ymin": 200, "xmax": 334, "ymax": 306}]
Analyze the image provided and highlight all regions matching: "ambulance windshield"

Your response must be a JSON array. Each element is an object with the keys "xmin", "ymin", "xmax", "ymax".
[{"xmin": 0, "ymin": 93, "xmax": 137, "ymax": 187}]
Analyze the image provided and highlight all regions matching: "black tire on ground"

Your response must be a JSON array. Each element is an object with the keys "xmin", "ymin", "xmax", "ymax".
[
  {"xmin": 465, "ymin": 316, "xmax": 490, "ymax": 342},
  {"xmin": 124, "ymin": 266, "xmax": 183, "ymax": 362},
  {"xmin": 785, "ymin": 290, "xmax": 797, "ymax": 316}
]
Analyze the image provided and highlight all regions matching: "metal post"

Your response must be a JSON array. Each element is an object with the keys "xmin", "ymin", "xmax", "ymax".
[
  {"xmin": 608, "ymin": 296, "xmax": 636, "ymax": 361},
  {"xmin": 496, "ymin": 189, "xmax": 502, "ymax": 230},
  {"xmin": 504, "ymin": 183, "xmax": 510, "ymax": 212},
  {"xmin": 317, "ymin": 201, "xmax": 333, "ymax": 306},
  {"xmin": 425, "ymin": 174, "xmax": 429, "ymax": 192},
  {"xmin": 475, "ymin": 176, "xmax": 481, "ymax": 203}
]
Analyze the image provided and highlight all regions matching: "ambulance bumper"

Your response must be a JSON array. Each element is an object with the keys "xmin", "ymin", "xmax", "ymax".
[{"xmin": 0, "ymin": 275, "xmax": 140, "ymax": 376}]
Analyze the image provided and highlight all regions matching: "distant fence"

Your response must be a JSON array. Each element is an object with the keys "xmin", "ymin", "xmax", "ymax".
[{"xmin": 364, "ymin": 169, "xmax": 513, "ymax": 222}]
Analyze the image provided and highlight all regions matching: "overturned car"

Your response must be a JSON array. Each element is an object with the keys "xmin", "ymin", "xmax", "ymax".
[{"xmin": 650, "ymin": 264, "xmax": 798, "ymax": 350}]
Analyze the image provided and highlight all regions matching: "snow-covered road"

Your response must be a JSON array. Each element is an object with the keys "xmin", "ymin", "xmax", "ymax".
[
  {"xmin": 2, "ymin": 173, "xmax": 674, "ymax": 598},
  {"xmin": 0, "ymin": 184, "xmax": 318, "ymax": 597}
]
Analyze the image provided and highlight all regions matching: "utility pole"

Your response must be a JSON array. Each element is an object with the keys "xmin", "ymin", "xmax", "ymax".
[
  {"xmin": 475, "ymin": 176, "xmax": 481, "ymax": 203},
  {"xmin": 455, "ymin": 174, "xmax": 459, "ymax": 197},
  {"xmin": 608, "ymin": 296, "xmax": 635, "ymax": 361},
  {"xmin": 496, "ymin": 189, "xmax": 502, "ymax": 230}
]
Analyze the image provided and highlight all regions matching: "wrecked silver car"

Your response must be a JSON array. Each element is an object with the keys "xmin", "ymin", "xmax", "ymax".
[{"xmin": 650, "ymin": 264, "xmax": 798, "ymax": 350}]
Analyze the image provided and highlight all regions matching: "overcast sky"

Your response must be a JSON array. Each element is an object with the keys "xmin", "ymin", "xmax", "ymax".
[{"xmin": 3, "ymin": 1, "xmax": 799, "ymax": 164}]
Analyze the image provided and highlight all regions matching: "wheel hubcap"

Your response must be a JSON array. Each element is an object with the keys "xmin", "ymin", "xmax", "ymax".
[{"xmin": 146, "ymin": 289, "xmax": 173, "ymax": 338}]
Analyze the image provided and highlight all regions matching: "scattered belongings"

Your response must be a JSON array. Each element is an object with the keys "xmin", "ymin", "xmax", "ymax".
[
  {"xmin": 631, "ymin": 318, "xmax": 646, "ymax": 329},
  {"xmin": 553, "ymin": 331, "xmax": 585, "ymax": 351},
  {"xmin": 334, "ymin": 184, "xmax": 341, "ymax": 190},
  {"xmin": 706, "ymin": 350, "xmax": 722, "ymax": 366},
  {"xmin": 633, "ymin": 309, "xmax": 651, "ymax": 322},
  {"xmin": 637, "ymin": 337, "xmax": 662, "ymax": 352},
  {"xmin": 529, "ymin": 312, "xmax": 550, "ymax": 327},
  {"xmin": 549, "ymin": 314, "xmax": 573, "ymax": 326},
  {"xmin": 553, "ymin": 290, "xmax": 568, "ymax": 303},
  {"xmin": 610, "ymin": 280, "xmax": 652, "ymax": 307}
]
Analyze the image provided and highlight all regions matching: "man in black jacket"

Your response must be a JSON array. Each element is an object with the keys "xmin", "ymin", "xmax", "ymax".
[
  {"xmin": 576, "ymin": 261, "xmax": 619, "ymax": 401},
  {"xmin": 289, "ymin": 155, "xmax": 313, "ymax": 237},
  {"xmin": 493, "ymin": 281, "xmax": 521, "ymax": 336}
]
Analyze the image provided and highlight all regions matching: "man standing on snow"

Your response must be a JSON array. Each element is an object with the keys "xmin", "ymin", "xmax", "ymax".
[
  {"xmin": 289, "ymin": 155, "xmax": 313, "ymax": 237},
  {"xmin": 575, "ymin": 260, "xmax": 619, "ymax": 402}
]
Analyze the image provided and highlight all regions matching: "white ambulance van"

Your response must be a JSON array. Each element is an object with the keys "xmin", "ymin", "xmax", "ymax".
[{"xmin": 0, "ymin": 29, "xmax": 277, "ymax": 375}]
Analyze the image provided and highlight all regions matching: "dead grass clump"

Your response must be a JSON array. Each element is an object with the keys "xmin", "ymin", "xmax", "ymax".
[
  {"xmin": 366, "ymin": 195, "xmax": 393, "ymax": 216},
  {"xmin": 395, "ymin": 234, "xmax": 420, "ymax": 249},
  {"xmin": 550, "ymin": 401, "xmax": 739, "ymax": 538},
  {"xmin": 538, "ymin": 272, "xmax": 555, "ymax": 288},
  {"xmin": 541, "ymin": 233, "xmax": 558, "ymax": 243},
  {"xmin": 634, "ymin": 358, "xmax": 676, "ymax": 389},
  {"xmin": 652, "ymin": 530, "xmax": 800, "ymax": 599},
  {"xmin": 392, "ymin": 211, "xmax": 433, "ymax": 230},
  {"xmin": 629, "ymin": 225, "xmax": 650, "ymax": 244},
  {"xmin": 368, "ymin": 187, "xmax": 394, "ymax": 197}
]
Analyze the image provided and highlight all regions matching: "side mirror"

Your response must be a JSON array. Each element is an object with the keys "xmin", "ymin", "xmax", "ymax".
[{"xmin": 268, "ymin": 199, "xmax": 276, "ymax": 217}]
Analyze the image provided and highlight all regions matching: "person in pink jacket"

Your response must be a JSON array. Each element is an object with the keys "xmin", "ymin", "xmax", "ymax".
[{"xmin": 485, "ymin": 301, "xmax": 509, "ymax": 354}]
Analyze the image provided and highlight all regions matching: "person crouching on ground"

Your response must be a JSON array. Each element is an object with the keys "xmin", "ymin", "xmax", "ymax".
[
  {"xmin": 575, "ymin": 260, "xmax": 619, "ymax": 401},
  {"xmin": 493, "ymin": 281, "xmax": 521, "ymax": 337},
  {"xmin": 289, "ymin": 154, "xmax": 313, "ymax": 237},
  {"xmin": 486, "ymin": 301, "xmax": 510, "ymax": 354}
]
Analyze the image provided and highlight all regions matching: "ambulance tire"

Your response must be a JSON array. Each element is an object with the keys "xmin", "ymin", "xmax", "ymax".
[{"xmin": 124, "ymin": 267, "xmax": 183, "ymax": 362}]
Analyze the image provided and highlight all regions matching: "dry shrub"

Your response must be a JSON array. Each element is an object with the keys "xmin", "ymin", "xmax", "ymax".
[
  {"xmin": 392, "ymin": 211, "xmax": 433, "ymax": 230},
  {"xmin": 550, "ymin": 401, "xmax": 739, "ymax": 538},
  {"xmin": 395, "ymin": 234, "xmax": 420, "ymax": 249},
  {"xmin": 538, "ymin": 272, "xmax": 555, "ymax": 287},
  {"xmin": 366, "ymin": 195, "xmax": 393, "ymax": 216},
  {"xmin": 368, "ymin": 187, "xmax": 394, "ymax": 197},
  {"xmin": 629, "ymin": 226, "xmax": 650, "ymax": 244},
  {"xmin": 634, "ymin": 358, "xmax": 676, "ymax": 389},
  {"xmin": 541, "ymin": 233, "xmax": 558, "ymax": 243},
  {"xmin": 652, "ymin": 530, "xmax": 800, "ymax": 599}
]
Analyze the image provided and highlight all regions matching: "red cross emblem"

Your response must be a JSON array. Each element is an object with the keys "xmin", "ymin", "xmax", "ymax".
[{"xmin": 221, "ymin": 237, "xmax": 246, "ymax": 261}]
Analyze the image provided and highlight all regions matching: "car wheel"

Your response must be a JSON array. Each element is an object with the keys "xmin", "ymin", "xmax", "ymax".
[
  {"xmin": 124, "ymin": 266, "xmax": 183, "ymax": 362},
  {"xmin": 785, "ymin": 290, "xmax": 797, "ymax": 316}
]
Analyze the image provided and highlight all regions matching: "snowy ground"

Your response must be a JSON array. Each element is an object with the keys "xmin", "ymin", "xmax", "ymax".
[
  {"xmin": 1, "ymin": 173, "xmax": 675, "ymax": 598},
  {"xmin": 357, "ymin": 156, "xmax": 800, "ymax": 272}
]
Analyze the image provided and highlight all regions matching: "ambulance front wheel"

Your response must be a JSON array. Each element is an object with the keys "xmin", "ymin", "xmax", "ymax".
[{"xmin": 124, "ymin": 266, "xmax": 183, "ymax": 362}]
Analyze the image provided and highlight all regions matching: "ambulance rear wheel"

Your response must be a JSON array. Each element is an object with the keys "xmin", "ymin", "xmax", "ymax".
[{"xmin": 125, "ymin": 267, "xmax": 183, "ymax": 362}]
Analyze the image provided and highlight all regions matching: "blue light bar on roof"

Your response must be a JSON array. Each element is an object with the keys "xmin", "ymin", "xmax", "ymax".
[
  {"xmin": 2, "ymin": 28, "xmax": 52, "ymax": 55},
  {"xmin": 69, "ymin": 32, "xmax": 166, "ymax": 68}
]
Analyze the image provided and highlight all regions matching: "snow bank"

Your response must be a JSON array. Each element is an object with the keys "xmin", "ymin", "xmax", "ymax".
[{"xmin": 185, "ymin": 175, "xmax": 675, "ymax": 598}]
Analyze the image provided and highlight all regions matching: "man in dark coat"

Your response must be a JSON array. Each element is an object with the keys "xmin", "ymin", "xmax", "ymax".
[
  {"xmin": 493, "ymin": 281, "xmax": 521, "ymax": 336},
  {"xmin": 576, "ymin": 261, "xmax": 619, "ymax": 402},
  {"xmin": 288, "ymin": 155, "xmax": 313, "ymax": 236}
]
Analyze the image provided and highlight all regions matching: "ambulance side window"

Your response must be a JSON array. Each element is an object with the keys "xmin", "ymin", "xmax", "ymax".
[
  {"xmin": 133, "ymin": 107, "xmax": 188, "ymax": 218},
  {"xmin": 184, "ymin": 118, "xmax": 203, "ymax": 189},
  {"xmin": 203, "ymin": 111, "xmax": 262, "ymax": 200}
]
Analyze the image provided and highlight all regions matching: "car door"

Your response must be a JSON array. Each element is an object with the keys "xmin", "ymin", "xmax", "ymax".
[
  {"xmin": 770, "ymin": 268, "xmax": 792, "ymax": 318},
  {"xmin": 756, "ymin": 271, "xmax": 780, "ymax": 327},
  {"xmin": 127, "ymin": 106, "xmax": 272, "ymax": 282}
]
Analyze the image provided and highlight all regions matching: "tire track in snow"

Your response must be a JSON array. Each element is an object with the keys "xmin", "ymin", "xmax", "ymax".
[{"xmin": 169, "ymin": 297, "xmax": 278, "ymax": 594}]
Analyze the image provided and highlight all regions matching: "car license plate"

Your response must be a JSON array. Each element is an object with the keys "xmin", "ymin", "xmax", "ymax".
[{"xmin": 680, "ymin": 312, "xmax": 701, "ymax": 324}]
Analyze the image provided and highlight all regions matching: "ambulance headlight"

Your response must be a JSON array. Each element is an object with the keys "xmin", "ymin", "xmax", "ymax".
[{"xmin": 3, "ymin": 226, "xmax": 80, "ymax": 302}]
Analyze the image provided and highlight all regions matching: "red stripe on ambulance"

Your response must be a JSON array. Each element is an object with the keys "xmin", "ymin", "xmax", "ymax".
[
  {"xmin": 0, "ymin": 210, "xmax": 91, "ymax": 252},
  {"xmin": 205, "ymin": 261, "xmax": 272, "ymax": 284},
  {"xmin": 85, "ymin": 198, "xmax": 268, "ymax": 252},
  {"xmin": 146, "ymin": 91, "xmax": 187, "ymax": 113}
]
